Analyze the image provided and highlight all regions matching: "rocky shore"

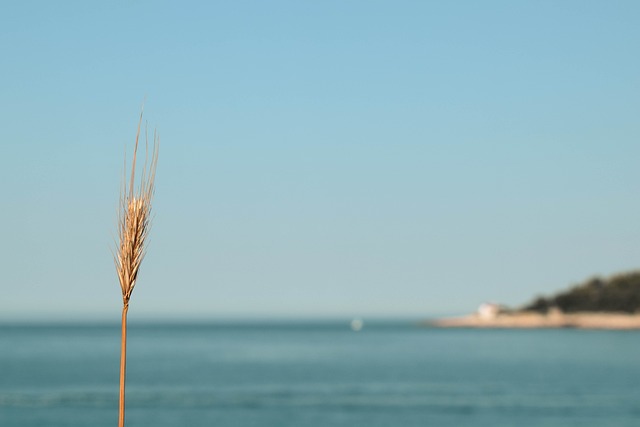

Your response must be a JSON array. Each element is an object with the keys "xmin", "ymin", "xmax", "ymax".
[{"xmin": 431, "ymin": 311, "xmax": 640, "ymax": 330}]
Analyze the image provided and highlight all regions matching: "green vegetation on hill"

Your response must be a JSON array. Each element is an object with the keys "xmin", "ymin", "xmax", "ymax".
[{"xmin": 523, "ymin": 271, "xmax": 640, "ymax": 314}]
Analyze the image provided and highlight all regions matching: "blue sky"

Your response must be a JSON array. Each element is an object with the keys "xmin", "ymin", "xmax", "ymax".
[{"xmin": 1, "ymin": 1, "xmax": 639, "ymax": 320}]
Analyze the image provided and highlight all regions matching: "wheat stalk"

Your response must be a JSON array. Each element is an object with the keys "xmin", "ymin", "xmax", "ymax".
[{"xmin": 114, "ymin": 111, "xmax": 158, "ymax": 427}]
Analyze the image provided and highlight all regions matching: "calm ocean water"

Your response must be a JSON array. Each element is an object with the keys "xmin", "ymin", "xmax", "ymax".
[{"xmin": 1, "ymin": 321, "xmax": 640, "ymax": 427}]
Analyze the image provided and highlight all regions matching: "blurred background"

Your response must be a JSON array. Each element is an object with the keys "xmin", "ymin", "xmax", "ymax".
[{"xmin": 2, "ymin": 2, "xmax": 640, "ymax": 427}]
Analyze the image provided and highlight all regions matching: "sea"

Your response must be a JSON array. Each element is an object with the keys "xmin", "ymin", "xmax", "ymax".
[{"xmin": 1, "ymin": 320, "xmax": 640, "ymax": 427}]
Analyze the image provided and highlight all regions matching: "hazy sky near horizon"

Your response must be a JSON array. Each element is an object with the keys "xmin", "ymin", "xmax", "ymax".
[{"xmin": 1, "ymin": 1, "xmax": 640, "ymax": 320}]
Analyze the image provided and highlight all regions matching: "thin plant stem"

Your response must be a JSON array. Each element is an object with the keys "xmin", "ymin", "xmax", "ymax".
[{"xmin": 119, "ymin": 304, "xmax": 129, "ymax": 427}]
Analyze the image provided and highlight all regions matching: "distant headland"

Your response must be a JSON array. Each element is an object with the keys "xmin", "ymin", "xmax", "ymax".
[{"xmin": 432, "ymin": 271, "xmax": 640, "ymax": 330}]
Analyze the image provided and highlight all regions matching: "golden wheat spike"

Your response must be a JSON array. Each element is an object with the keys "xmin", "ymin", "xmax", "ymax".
[{"xmin": 115, "ymin": 112, "xmax": 158, "ymax": 305}]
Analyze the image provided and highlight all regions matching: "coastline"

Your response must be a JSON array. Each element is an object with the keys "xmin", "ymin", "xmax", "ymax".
[{"xmin": 430, "ymin": 311, "xmax": 640, "ymax": 330}]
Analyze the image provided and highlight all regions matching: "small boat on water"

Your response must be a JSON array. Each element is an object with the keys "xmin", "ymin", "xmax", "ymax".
[{"xmin": 350, "ymin": 318, "xmax": 364, "ymax": 332}]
